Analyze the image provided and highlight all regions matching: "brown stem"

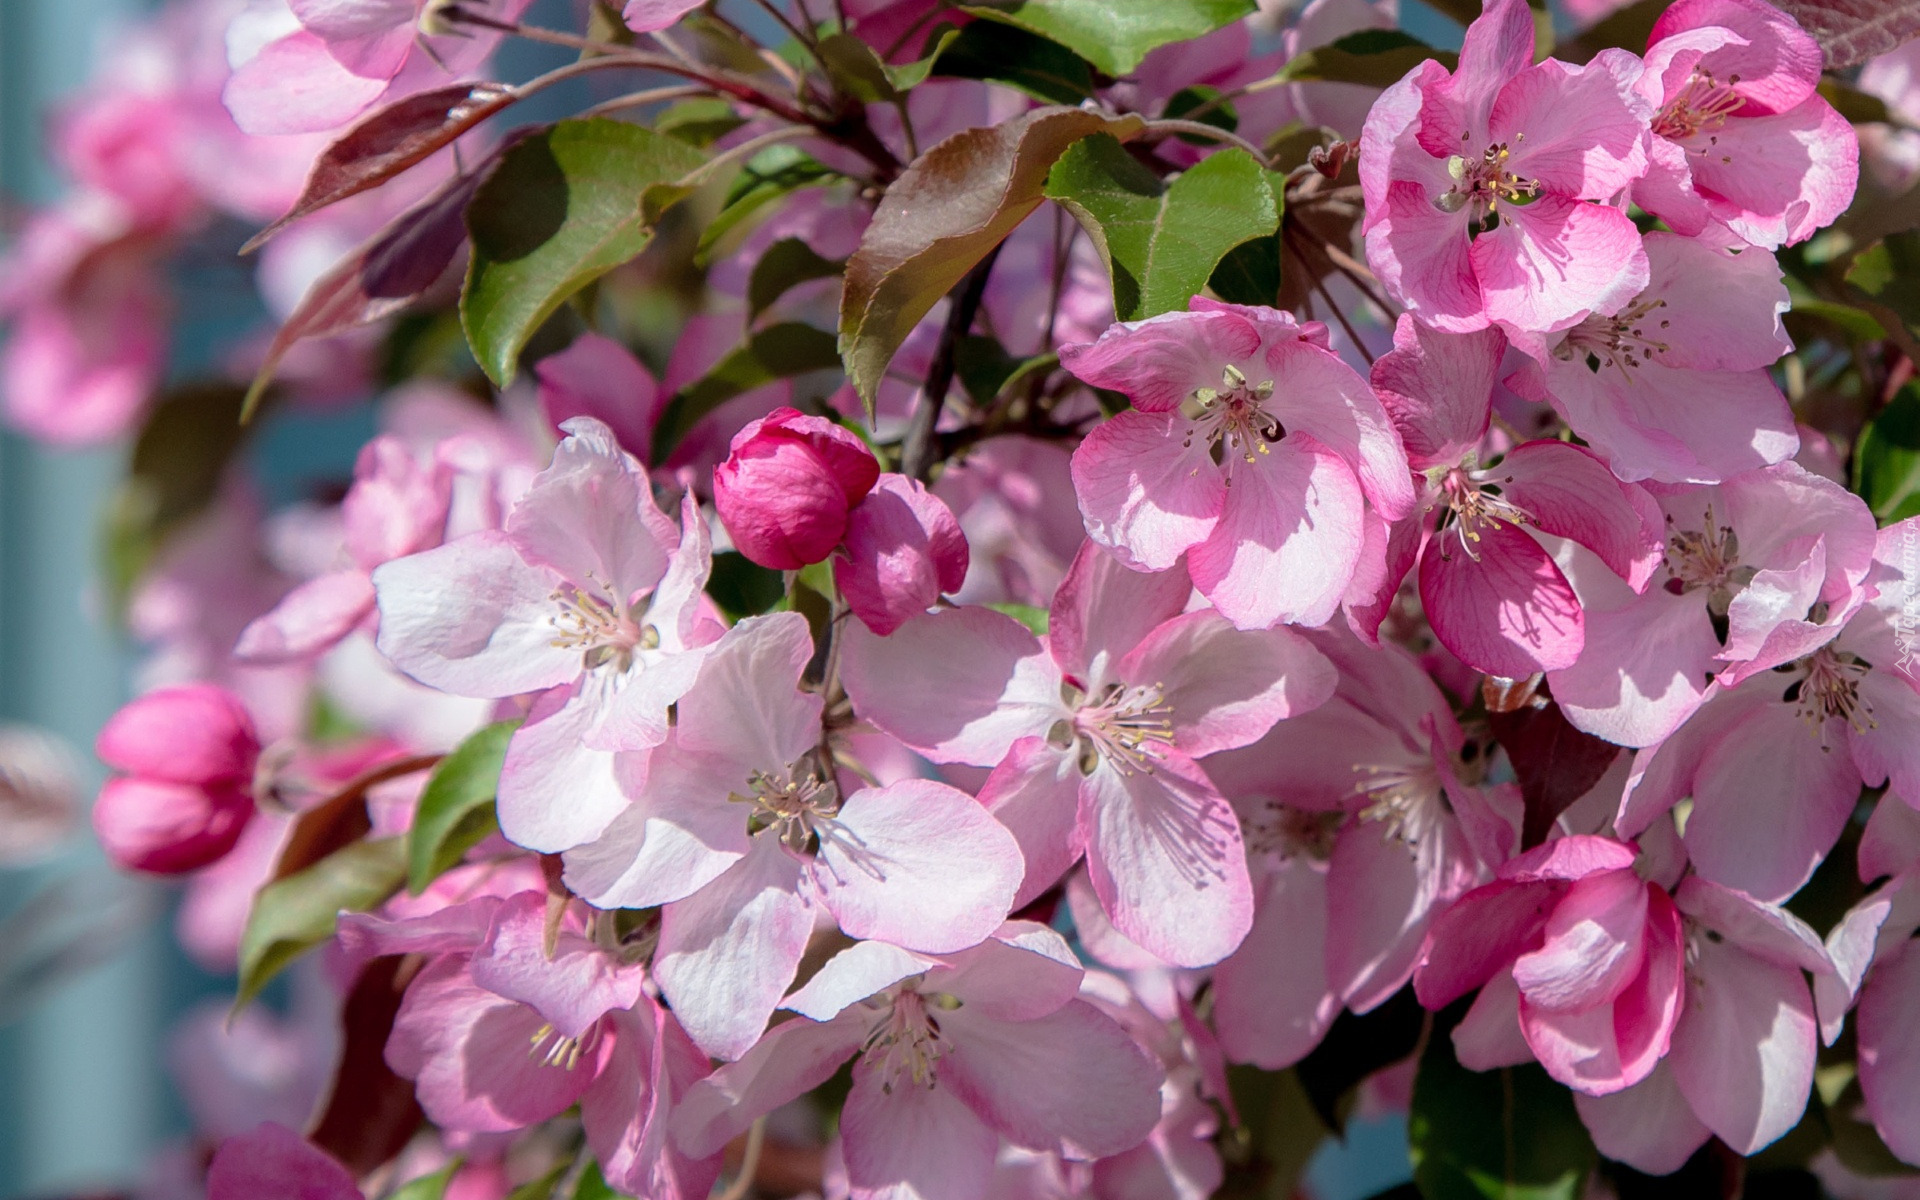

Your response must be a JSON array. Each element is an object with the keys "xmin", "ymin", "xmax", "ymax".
[{"xmin": 900, "ymin": 246, "xmax": 1002, "ymax": 480}]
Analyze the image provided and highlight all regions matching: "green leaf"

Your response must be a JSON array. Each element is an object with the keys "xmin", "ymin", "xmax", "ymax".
[
  {"xmin": 1267, "ymin": 28, "xmax": 1456, "ymax": 86},
  {"xmin": 696, "ymin": 145, "xmax": 839, "ymax": 260},
  {"xmin": 960, "ymin": 0, "xmax": 1255, "ymax": 76},
  {"xmin": 891, "ymin": 26, "xmax": 962, "ymax": 90},
  {"xmin": 932, "ymin": 19, "xmax": 1097, "ymax": 104},
  {"xmin": 572, "ymin": 1161, "xmax": 623, "ymax": 1200},
  {"xmin": 706, "ymin": 551, "xmax": 787, "ymax": 620},
  {"xmin": 1208, "ymin": 169, "xmax": 1287, "ymax": 306},
  {"xmin": 463, "ymin": 118, "xmax": 706, "ymax": 386},
  {"xmin": 1045, "ymin": 136, "xmax": 1279, "ymax": 321},
  {"xmin": 986, "ymin": 602, "xmax": 1050, "ymax": 635},
  {"xmin": 653, "ymin": 96, "xmax": 748, "ymax": 147},
  {"xmin": 818, "ymin": 29, "xmax": 958, "ymax": 101},
  {"xmin": 1857, "ymin": 382, "xmax": 1920, "ymax": 523},
  {"xmin": 839, "ymin": 106, "xmax": 1146, "ymax": 412},
  {"xmin": 653, "ymin": 323, "xmax": 843, "ymax": 460},
  {"xmin": 1223, "ymin": 1065, "xmax": 1331, "ymax": 1200},
  {"xmin": 748, "ymin": 237, "xmax": 846, "ymax": 321},
  {"xmin": 407, "ymin": 720, "xmax": 520, "ymax": 895},
  {"xmin": 505, "ymin": 1165, "xmax": 569, "ymax": 1200},
  {"xmin": 1820, "ymin": 78, "xmax": 1895, "ymax": 126},
  {"xmin": 1408, "ymin": 1007, "xmax": 1597, "ymax": 1200},
  {"xmin": 236, "ymin": 837, "xmax": 407, "ymax": 1009},
  {"xmin": 390, "ymin": 1163, "xmax": 460, "ymax": 1200}
]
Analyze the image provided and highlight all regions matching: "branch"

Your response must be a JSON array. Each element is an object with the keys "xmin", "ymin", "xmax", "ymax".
[{"xmin": 899, "ymin": 245, "xmax": 1002, "ymax": 481}]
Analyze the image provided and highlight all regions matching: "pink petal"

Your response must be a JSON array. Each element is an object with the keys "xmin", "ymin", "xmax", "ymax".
[
  {"xmin": 372, "ymin": 532, "xmax": 577, "ymax": 698},
  {"xmin": 1188, "ymin": 433, "xmax": 1366, "ymax": 630},
  {"xmin": 386, "ymin": 956, "xmax": 596, "ymax": 1132},
  {"xmin": 936, "ymin": 923, "xmax": 1088, "ymax": 1023},
  {"xmin": 1548, "ymin": 585, "xmax": 1717, "ymax": 748},
  {"xmin": 1858, "ymin": 942, "xmax": 1920, "ymax": 1166},
  {"xmin": 1454, "ymin": 968, "xmax": 1535, "ymax": 1070},
  {"xmin": 670, "ymin": 1013, "xmax": 868, "ymax": 1158},
  {"xmin": 1081, "ymin": 752, "xmax": 1253, "ymax": 968},
  {"xmin": 470, "ymin": 893, "xmax": 648, "ymax": 1039},
  {"xmin": 1573, "ymin": 1061, "xmax": 1712, "ymax": 1175},
  {"xmin": 841, "ymin": 1061, "xmax": 999, "ymax": 1200},
  {"xmin": 654, "ymin": 836, "xmax": 814, "ymax": 1060},
  {"xmin": 1048, "ymin": 540, "xmax": 1193, "ymax": 686},
  {"xmin": 535, "ymin": 333, "xmax": 658, "ymax": 462},
  {"xmin": 1650, "ymin": 0, "xmax": 1823, "ymax": 114},
  {"xmin": 1415, "ymin": 0, "xmax": 1536, "ymax": 156},
  {"xmin": 939, "ymin": 999, "xmax": 1166, "ymax": 1159},
  {"xmin": 841, "ymin": 607, "xmax": 1065, "ymax": 766},
  {"xmin": 1674, "ymin": 876, "xmax": 1832, "ymax": 976},
  {"xmin": 1474, "ymin": 196, "xmax": 1649, "ymax": 336},
  {"xmin": 1666, "ymin": 935, "xmax": 1817, "ymax": 1154},
  {"xmin": 1212, "ymin": 855, "xmax": 1338, "ymax": 1068},
  {"xmin": 1264, "ymin": 340, "xmax": 1417, "ymax": 520},
  {"xmin": 579, "ymin": 1002, "xmax": 724, "ymax": 1200},
  {"xmin": 235, "ymin": 570, "xmax": 376, "ymax": 664},
  {"xmin": 1513, "ymin": 869, "xmax": 1648, "ymax": 1013},
  {"xmin": 1495, "ymin": 441, "xmax": 1663, "ymax": 588},
  {"xmin": 1365, "ymin": 181, "xmax": 1485, "ymax": 333},
  {"xmin": 623, "ymin": 0, "xmax": 705, "ymax": 33},
  {"xmin": 978, "ymin": 737, "xmax": 1088, "ymax": 911},
  {"xmin": 222, "ymin": 31, "xmax": 388, "ymax": 136},
  {"xmin": 1419, "ymin": 517, "xmax": 1584, "ymax": 677},
  {"xmin": 1492, "ymin": 51, "xmax": 1652, "ymax": 200},
  {"xmin": 1637, "ymin": 232, "xmax": 1793, "ymax": 372},
  {"xmin": 496, "ymin": 682, "xmax": 628, "ymax": 853},
  {"xmin": 1328, "ymin": 812, "xmax": 1479, "ymax": 1013},
  {"xmin": 785, "ymin": 941, "xmax": 941, "ymax": 1022},
  {"xmin": 1059, "ymin": 309, "xmax": 1263, "ymax": 413},
  {"xmin": 1370, "ymin": 315, "xmax": 1504, "ymax": 472},
  {"xmin": 1414, "ymin": 878, "xmax": 1559, "ymax": 1009},
  {"xmin": 1070, "ymin": 410, "xmax": 1225, "ymax": 572},
  {"xmin": 836, "ymin": 474, "xmax": 971, "ymax": 636},
  {"xmin": 207, "ymin": 1123, "xmax": 361, "ymax": 1200},
  {"xmin": 560, "ymin": 744, "xmax": 752, "ymax": 910},
  {"xmin": 1120, "ymin": 610, "xmax": 1337, "ymax": 757},
  {"xmin": 506, "ymin": 417, "xmax": 672, "ymax": 603},
  {"xmin": 814, "ymin": 779, "xmax": 1023, "ymax": 953},
  {"xmin": 1690, "ymin": 98, "xmax": 1859, "ymax": 249}
]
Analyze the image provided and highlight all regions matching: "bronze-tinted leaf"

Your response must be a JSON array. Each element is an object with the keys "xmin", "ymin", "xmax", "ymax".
[
  {"xmin": 242, "ymin": 83, "xmax": 516, "ymax": 254},
  {"xmin": 308, "ymin": 956, "xmax": 425, "ymax": 1177},
  {"xmin": 839, "ymin": 106, "xmax": 1144, "ymax": 411},
  {"xmin": 1772, "ymin": 0, "xmax": 1920, "ymax": 69},
  {"xmin": 1488, "ymin": 696, "xmax": 1622, "ymax": 849},
  {"xmin": 243, "ymin": 168, "xmax": 486, "ymax": 420}
]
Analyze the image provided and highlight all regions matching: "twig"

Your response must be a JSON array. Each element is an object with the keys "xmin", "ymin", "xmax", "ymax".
[
  {"xmin": 577, "ymin": 83, "xmax": 707, "ymax": 118},
  {"xmin": 900, "ymin": 246, "xmax": 1002, "ymax": 480},
  {"xmin": 1142, "ymin": 119, "xmax": 1271, "ymax": 167}
]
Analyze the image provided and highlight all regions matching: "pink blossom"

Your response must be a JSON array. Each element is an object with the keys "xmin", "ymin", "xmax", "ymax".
[
  {"xmin": 934, "ymin": 436, "xmax": 1084, "ymax": 608},
  {"xmin": 1204, "ymin": 626, "xmax": 1519, "ymax": 1064},
  {"xmin": 1503, "ymin": 232, "xmax": 1799, "ymax": 484},
  {"xmin": 373, "ymin": 417, "xmax": 721, "ymax": 853},
  {"xmin": 1062, "ymin": 299, "xmax": 1413, "ymax": 629},
  {"xmin": 224, "ymin": 0, "xmax": 533, "ymax": 136},
  {"xmin": 1363, "ymin": 314, "xmax": 1665, "ymax": 676},
  {"xmin": 1618, "ymin": 518, "xmax": 1920, "ymax": 900},
  {"xmin": 671, "ymin": 928, "xmax": 1165, "ymax": 1200},
  {"xmin": 207, "ymin": 1123, "xmax": 360, "ymax": 1200},
  {"xmin": 1631, "ymin": 0, "xmax": 1858, "ymax": 249},
  {"xmin": 1360, "ymin": 0, "xmax": 1651, "ymax": 336},
  {"xmin": 713, "ymin": 406, "xmax": 881, "ymax": 570},
  {"xmin": 92, "ymin": 684, "xmax": 262, "ymax": 875},
  {"xmin": 563, "ymin": 610, "xmax": 1024, "ymax": 1059},
  {"xmin": 835, "ymin": 473, "xmax": 970, "ymax": 635},
  {"xmin": 624, "ymin": 0, "xmax": 706, "ymax": 34},
  {"xmin": 238, "ymin": 434, "xmax": 452, "ymax": 665},
  {"xmin": 842, "ymin": 541, "xmax": 1338, "ymax": 967},
  {"xmin": 535, "ymin": 333, "xmax": 659, "ymax": 463},
  {"xmin": 1548, "ymin": 462, "xmax": 1878, "ymax": 747},
  {"xmin": 1571, "ymin": 876, "xmax": 1833, "ymax": 1167},
  {"xmin": 351, "ymin": 891, "xmax": 723, "ymax": 1198}
]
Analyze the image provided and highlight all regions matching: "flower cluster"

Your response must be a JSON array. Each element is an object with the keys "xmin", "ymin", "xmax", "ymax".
[{"xmin": 11, "ymin": 0, "xmax": 1920, "ymax": 1197}]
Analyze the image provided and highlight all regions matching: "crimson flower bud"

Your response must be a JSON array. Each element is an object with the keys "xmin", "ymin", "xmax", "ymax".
[
  {"xmin": 92, "ymin": 776, "xmax": 254, "ymax": 874},
  {"xmin": 95, "ymin": 683, "xmax": 260, "ymax": 785},
  {"xmin": 713, "ymin": 407, "xmax": 880, "ymax": 570}
]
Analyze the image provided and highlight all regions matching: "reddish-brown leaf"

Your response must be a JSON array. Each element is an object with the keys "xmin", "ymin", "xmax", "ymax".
[
  {"xmin": 242, "ymin": 168, "xmax": 485, "ymax": 420},
  {"xmin": 308, "ymin": 955, "xmax": 424, "ymax": 1177},
  {"xmin": 270, "ymin": 753, "xmax": 440, "ymax": 883},
  {"xmin": 1772, "ymin": 0, "xmax": 1920, "ymax": 68},
  {"xmin": 838, "ymin": 105, "xmax": 1145, "ymax": 410},
  {"xmin": 242, "ymin": 83, "xmax": 516, "ymax": 255},
  {"xmin": 1489, "ymin": 698, "xmax": 1622, "ymax": 849}
]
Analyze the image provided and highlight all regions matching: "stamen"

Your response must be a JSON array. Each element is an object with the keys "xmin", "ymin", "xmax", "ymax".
[
  {"xmin": 1653, "ymin": 69, "xmax": 1745, "ymax": 142},
  {"xmin": 861, "ymin": 989, "xmax": 952, "ymax": 1093},
  {"xmin": 1560, "ymin": 295, "xmax": 1672, "ymax": 378},
  {"xmin": 1787, "ymin": 646, "xmax": 1875, "ymax": 734},
  {"xmin": 1072, "ymin": 682, "xmax": 1178, "ymax": 776},
  {"xmin": 1180, "ymin": 365, "xmax": 1284, "ymax": 471},
  {"xmin": 1353, "ymin": 757, "xmax": 1445, "ymax": 847},
  {"xmin": 1433, "ymin": 141, "xmax": 1540, "ymax": 225}
]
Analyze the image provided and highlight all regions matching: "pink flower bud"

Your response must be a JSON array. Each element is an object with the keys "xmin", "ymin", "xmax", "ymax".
[
  {"xmin": 713, "ymin": 407, "xmax": 880, "ymax": 570},
  {"xmin": 92, "ymin": 776, "xmax": 254, "ymax": 875},
  {"xmin": 95, "ymin": 684, "xmax": 261, "ymax": 785},
  {"xmin": 835, "ymin": 473, "xmax": 969, "ymax": 636}
]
